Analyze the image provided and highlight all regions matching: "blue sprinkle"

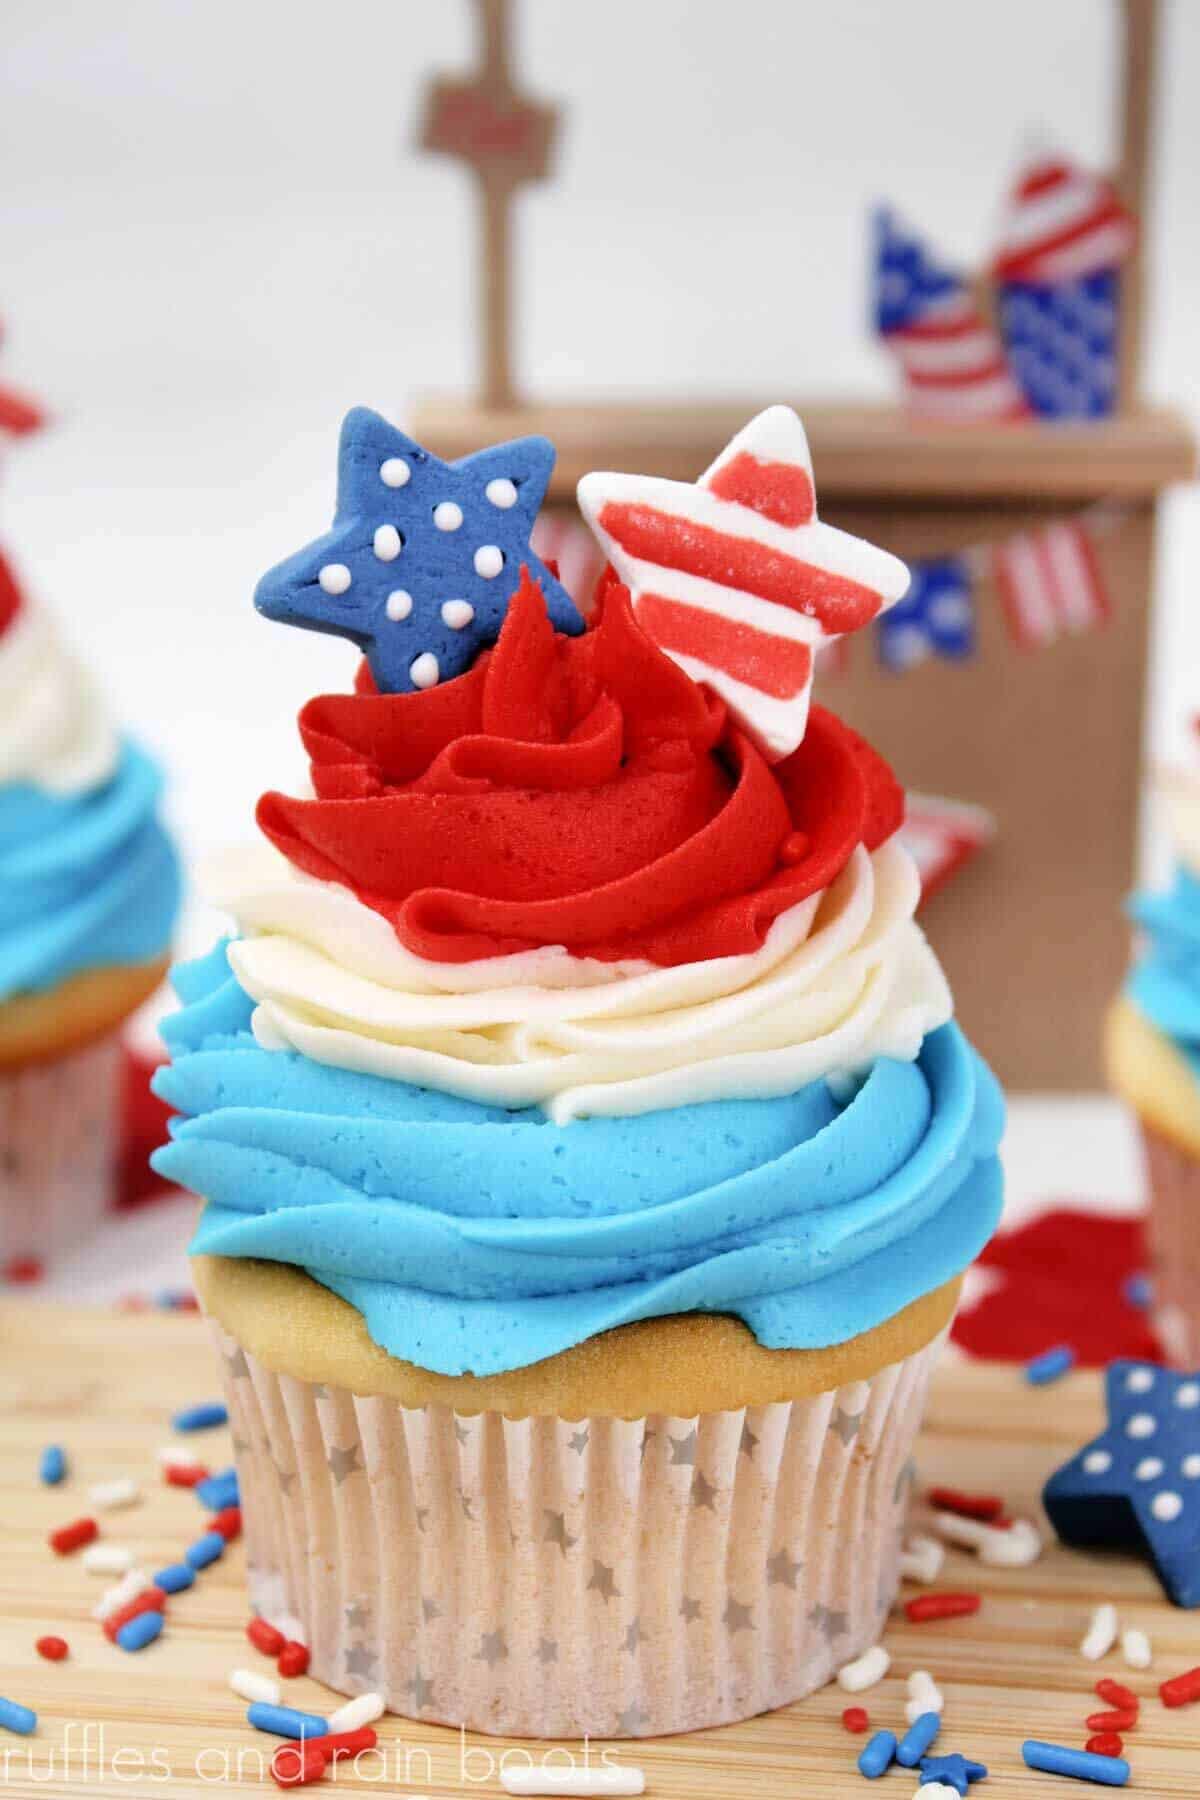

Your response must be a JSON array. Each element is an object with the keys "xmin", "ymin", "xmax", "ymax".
[
  {"xmin": 116, "ymin": 1611, "xmax": 164, "ymax": 1653},
  {"xmin": 184, "ymin": 1531, "xmax": 226, "ymax": 1571},
  {"xmin": 896, "ymin": 1710, "xmax": 941, "ymax": 1766},
  {"xmin": 1026, "ymin": 1344, "xmax": 1076, "ymax": 1386},
  {"xmin": 246, "ymin": 1703, "xmax": 330, "ymax": 1740},
  {"xmin": 920, "ymin": 1753, "xmax": 989, "ymax": 1794},
  {"xmin": 195, "ymin": 1469, "xmax": 239, "ymax": 1511},
  {"xmin": 38, "ymin": 1445, "xmax": 66, "ymax": 1486},
  {"xmin": 857, "ymin": 1729, "xmax": 897, "ymax": 1778},
  {"xmin": 172, "ymin": 1401, "xmax": 228, "ymax": 1432},
  {"xmin": 0, "ymin": 1696, "xmax": 38, "ymax": 1736},
  {"xmin": 1123, "ymin": 1272, "xmax": 1152, "ymax": 1311},
  {"xmin": 154, "ymin": 1562, "xmax": 196, "ymax": 1594},
  {"xmin": 1022, "ymin": 1740, "xmax": 1129, "ymax": 1786}
]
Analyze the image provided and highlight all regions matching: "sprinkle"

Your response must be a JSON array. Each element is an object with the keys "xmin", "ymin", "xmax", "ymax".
[
  {"xmin": 271, "ymin": 1742, "xmax": 328, "ymax": 1789},
  {"xmin": 1095, "ymin": 1678, "xmax": 1138, "ymax": 1712},
  {"xmin": 841, "ymin": 1706, "xmax": 869, "ymax": 1734},
  {"xmin": 917, "ymin": 1787, "xmax": 962, "ymax": 1800},
  {"xmin": 900, "ymin": 1535, "xmax": 945, "ymax": 1584},
  {"xmin": 93, "ymin": 1569, "xmax": 150, "ymax": 1621},
  {"xmin": 500, "ymin": 1772, "xmax": 646, "ymax": 1796},
  {"xmin": 1022, "ymin": 1739, "xmax": 1129, "ymax": 1785},
  {"xmin": 836, "ymin": 1643, "xmax": 890, "ymax": 1692},
  {"xmin": 1086, "ymin": 1734, "xmax": 1124, "ymax": 1758},
  {"xmin": 211, "ymin": 1506, "xmax": 242, "ymax": 1542},
  {"xmin": 184, "ymin": 1531, "xmax": 225, "ymax": 1571},
  {"xmin": 980, "ymin": 1518, "xmax": 1043, "ymax": 1567},
  {"xmin": 897, "ymin": 1710, "xmax": 941, "ymax": 1766},
  {"xmin": 154, "ymin": 1563, "xmax": 195, "ymax": 1595},
  {"xmin": 927, "ymin": 1487, "xmax": 1006, "ymax": 1522},
  {"xmin": 172, "ymin": 1401, "xmax": 228, "ymax": 1432},
  {"xmin": 4, "ymin": 1256, "xmax": 43, "ymax": 1284},
  {"xmin": 39, "ymin": 1445, "xmax": 66, "ymax": 1486},
  {"xmin": 1159, "ymin": 1663, "xmax": 1200, "ymax": 1707},
  {"xmin": 857, "ymin": 1729, "xmax": 897, "ymax": 1778},
  {"xmin": 305, "ymin": 1728, "xmax": 379, "ymax": 1762},
  {"xmin": 165, "ymin": 1463, "xmax": 210, "ymax": 1489},
  {"xmin": 931, "ymin": 1511, "xmax": 997, "ymax": 1550},
  {"xmin": 82, "ymin": 1544, "xmax": 134, "ymax": 1575},
  {"xmin": 1121, "ymin": 1628, "xmax": 1152, "ymax": 1669},
  {"xmin": 49, "ymin": 1517, "xmax": 98, "ymax": 1555},
  {"xmin": 231, "ymin": 1669, "xmax": 281, "ymax": 1706},
  {"xmin": 0, "ymin": 1697, "xmax": 38, "ymax": 1736},
  {"xmin": 88, "ymin": 1477, "xmax": 140, "ymax": 1511},
  {"xmin": 247, "ymin": 1702, "xmax": 330, "ymax": 1739},
  {"xmin": 157, "ymin": 1445, "xmax": 200, "ymax": 1468},
  {"xmin": 195, "ymin": 1469, "xmax": 239, "ymax": 1511},
  {"xmin": 35, "ymin": 1637, "xmax": 68, "ymax": 1662},
  {"xmin": 1026, "ymin": 1344, "xmax": 1076, "ymax": 1385},
  {"xmin": 116, "ymin": 1610, "xmax": 164, "ymax": 1652},
  {"xmin": 904, "ymin": 1592, "xmax": 981, "ymax": 1624},
  {"xmin": 918, "ymin": 1758, "xmax": 989, "ymax": 1796},
  {"xmin": 104, "ymin": 1589, "xmax": 167, "ymax": 1643},
  {"xmin": 1081, "ymin": 1603, "xmax": 1119, "ymax": 1662},
  {"xmin": 1123, "ymin": 1272, "xmax": 1151, "ymax": 1310},
  {"xmin": 278, "ymin": 1641, "xmax": 310, "ymax": 1679},
  {"xmin": 905, "ymin": 1670, "xmax": 944, "ymax": 1724},
  {"xmin": 1085, "ymin": 1708, "xmax": 1137, "ymax": 1733},
  {"xmin": 247, "ymin": 1617, "xmax": 287, "ymax": 1657},
  {"xmin": 325, "ymin": 1692, "xmax": 384, "ymax": 1734}
]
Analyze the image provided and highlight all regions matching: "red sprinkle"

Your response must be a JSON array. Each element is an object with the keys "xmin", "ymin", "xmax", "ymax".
[
  {"xmin": 247, "ymin": 1616, "xmax": 287, "ymax": 1657},
  {"xmin": 904, "ymin": 1592, "xmax": 982, "ymax": 1624},
  {"xmin": 35, "ymin": 1636, "xmax": 69, "ymax": 1662},
  {"xmin": 1086, "ymin": 1733, "xmax": 1124, "ymax": 1757},
  {"xmin": 103, "ymin": 1588, "xmax": 167, "ymax": 1643},
  {"xmin": 306, "ymin": 1728, "xmax": 378, "ymax": 1761},
  {"xmin": 277, "ymin": 1640, "xmax": 310, "ymax": 1678},
  {"xmin": 4, "ymin": 1256, "xmax": 44, "ymax": 1284},
  {"xmin": 49, "ymin": 1517, "xmax": 98, "ymax": 1555},
  {"xmin": 212, "ymin": 1505, "xmax": 242, "ymax": 1542},
  {"xmin": 841, "ymin": 1706, "xmax": 870, "ymax": 1734},
  {"xmin": 1160, "ymin": 1664, "xmax": 1200, "ymax": 1708},
  {"xmin": 1096, "ymin": 1678, "xmax": 1139, "ymax": 1711},
  {"xmin": 271, "ymin": 1742, "xmax": 328, "ymax": 1790},
  {"xmin": 927, "ymin": 1487, "xmax": 1006, "ymax": 1522},
  {"xmin": 165, "ymin": 1463, "xmax": 210, "ymax": 1489},
  {"xmin": 1086, "ymin": 1707, "xmax": 1137, "ymax": 1733}
]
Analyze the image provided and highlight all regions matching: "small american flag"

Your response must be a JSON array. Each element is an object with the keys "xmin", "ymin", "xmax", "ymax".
[
  {"xmin": 577, "ymin": 406, "xmax": 910, "ymax": 761},
  {"xmin": 991, "ymin": 520, "xmax": 1110, "ymax": 651},
  {"xmin": 530, "ymin": 510, "xmax": 605, "ymax": 615},
  {"xmin": 876, "ymin": 556, "xmax": 974, "ymax": 671},
  {"xmin": 0, "ymin": 317, "xmax": 44, "ymax": 439},
  {"xmin": 901, "ymin": 791, "xmax": 995, "ymax": 906},
  {"xmin": 874, "ymin": 208, "xmax": 1030, "ymax": 423}
]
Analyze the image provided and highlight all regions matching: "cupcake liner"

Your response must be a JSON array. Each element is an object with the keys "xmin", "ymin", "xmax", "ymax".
[
  {"xmin": 212, "ymin": 1322, "xmax": 944, "ymax": 1739},
  {"xmin": 0, "ymin": 1034, "xmax": 121, "ymax": 1266},
  {"xmin": 1141, "ymin": 1123, "xmax": 1200, "ymax": 1368}
]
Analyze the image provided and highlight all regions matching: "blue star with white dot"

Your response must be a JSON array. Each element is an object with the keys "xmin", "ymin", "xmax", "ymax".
[
  {"xmin": 1043, "ymin": 1358, "xmax": 1200, "ymax": 1606},
  {"xmin": 253, "ymin": 407, "xmax": 583, "ymax": 693},
  {"xmin": 918, "ymin": 1753, "xmax": 988, "ymax": 1795}
]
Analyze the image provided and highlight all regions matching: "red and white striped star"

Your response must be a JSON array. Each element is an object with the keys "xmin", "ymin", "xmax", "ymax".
[{"xmin": 577, "ymin": 406, "xmax": 910, "ymax": 760}]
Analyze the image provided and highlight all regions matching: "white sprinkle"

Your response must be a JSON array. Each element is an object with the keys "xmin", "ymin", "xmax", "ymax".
[
  {"xmin": 500, "ymin": 1771, "xmax": 645, "ymax": 1797},
  {"xmin": 88, "ymin": 1477, "xmax": 140, "ymax": 1511},
  {"xmin": 1080, "ymin": 1602, "xmax": 1119, "ymax": 1661},
  {"xmin": 229, "ymin": 1669, "xmax": 280, "ymax": 1706},
  {"xmin": 1083, "ymin": 1450, "xmax": 1113, "ymax": 1474},
  {"xmin": 486, "ymin": 477, "xmax": 518, "ymax": 509},
  {"xmin": 327, "ymin": 1692, "xmax": 386, "ymax": 1734},
  {"xmin": 373, "ymin": 524, "xmax": 401, "ymax": 562},
  {"xmin": 1126, "ymin": 1413, "xmax": 1157, "ymax": 1439},
  {"xmin": 1126, "ymin": 1368, "xmax": 1156, "ymax": 1393},
  {"xmin": 410, "ymin": 652, "xmax": 440, "ymax": 689},
  {"xmin": 433, "ymin": 501, "xmax": 463, "ymax": 532},
  {"xmin": 1151, "ymin": 1490, "xmax": 1183, "ymax": 1522},
  {"xmin": 1135, "ymin": 1457, "xmax": 1165, "ymax": 1480},
  {"xmin": 386, "ymin": 589, "xmax": 413, "ymax": 622},
  {"xmin": 1176, "ymin": 1382, "xmax": 1200, "ymax": 1409},
  {"xmin": 380, "ymin": 457, "xmax": 410, "ymax": 488},
  {"xmin": 474, "ymin": 544, "xmax": 504, "ymax": 578},
  {"xmin": 1122, "ymin": 1626, "xmax": 1152, "ymax": 1669},
  {"xmin": 1183, "ymin": 1454, "xmax": 1200, "ymax": 1478},
  {"xmin": 836, "ymin": 1643, "xmax": 890, "ymax": 1693},
  {"xmin": 899, "ymin": 1534, "xmax": 944, "ymax": 1584},
  {"xmin": 905, "ymin": 1669, "xmax": 944, "ymax": 1724},
  {"xmin": 318, "ymin": 562, "xmax": 352, "ymax": 596},
  {"xmin": 82, "ymin": 1543, "xmax": 135, "ymax": 1575},
  {"xmin": 157, "ymin": 1445, "xmax": 197, "ymax": 1469},
  {"xmin": 979, "ymin": 1518, "xmax": 1043, "ymax": 1568},
  {"xmin": 92, "ymin": 1567, "xmax": 150, "ymax": 1621},
  {"xmin": 917, "ymin": 1786, "xmax": 963, "ymax": 1800},
  {"xmin": 440, "ymin": 600, "xmax": 475, "ymax": 630},
  {"xmin": 932, "ymin": 1510, "xmax": 994, "ymax": 1550}
]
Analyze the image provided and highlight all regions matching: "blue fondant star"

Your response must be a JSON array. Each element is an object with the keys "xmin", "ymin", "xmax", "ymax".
[
  {"xmin": 1043, "ymin": 1358, "xmax": 1200, "ymax": 1607},
  {"xmin": 918, "ymin": 1753, "xmax": 988, "ymax": 1795},
  {"xmin": 253, "ymin": 407, "xmax": 583, "ymax": 692}
]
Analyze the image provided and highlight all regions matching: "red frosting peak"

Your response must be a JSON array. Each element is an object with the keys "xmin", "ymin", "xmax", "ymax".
[{"xmin": 257, "ymin": 573, "xmax": 903, "ymax": 966}]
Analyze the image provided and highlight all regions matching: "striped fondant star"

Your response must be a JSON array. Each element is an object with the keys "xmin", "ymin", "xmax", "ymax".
[
  {"xmin": 578, "ymin": 406, "xmax": 909, "ymax": 761},
  {"xmin": 255, "ymin": 407, "xmax": 582, "ymax": 693}
]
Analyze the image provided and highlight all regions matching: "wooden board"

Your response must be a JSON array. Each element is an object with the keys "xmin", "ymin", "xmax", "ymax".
[{"xmin": 2, "ymin": 1308, "xmax": 1199, "ymax": 1795}]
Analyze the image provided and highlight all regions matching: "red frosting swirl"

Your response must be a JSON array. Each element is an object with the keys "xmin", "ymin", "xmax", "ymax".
[{"xmin": 257, "ymin": 573, "xmax": 903, "ymax": 966}]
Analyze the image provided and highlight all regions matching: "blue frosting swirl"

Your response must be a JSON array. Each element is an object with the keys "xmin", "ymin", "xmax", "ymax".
[
  {"xmin": 154, "ymin": 939, "xmax": 1004, "ymax": 1378},
  {"xmin": 0, "ymin": 740, "xmax": 181, "ymax": 1002},
  {"xmin": 1128, "ymin": 864, "xmax": 1200, "ymax": 1075}
]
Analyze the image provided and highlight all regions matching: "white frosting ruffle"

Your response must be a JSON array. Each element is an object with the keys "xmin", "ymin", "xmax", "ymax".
[{"xmin": 0, "ymin": 602, "xmax": 118, "ymax": 795}]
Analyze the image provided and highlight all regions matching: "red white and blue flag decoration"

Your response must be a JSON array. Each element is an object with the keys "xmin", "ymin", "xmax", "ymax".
[
  {"xmin": 0, "ymin": 317, "xmax": 44, "ymax": 441},
  {"xmin": 901, "ymin": 792, "xmax": 996, "ymax": 906},
  {"xmin": 530, "ymin": 510, "xmax": 605, "ymax": 616},
  {"xmin": 991, "ymin": 519, "xmax": 1110, "ymax": 652},
  {"xmin": 577, "ymin": 406, "xmax": 910, "ymax": 761},
  {"xmin": 874, "ymin": 208, "xmax": 1030, "ymax": 423},
  {"xmin": 876, "ymin": 555, "xmax": 974, "ymax": 671}
]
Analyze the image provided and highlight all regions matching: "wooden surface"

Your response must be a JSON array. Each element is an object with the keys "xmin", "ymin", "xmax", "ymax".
[
  {"xmin": 410, "ymin": 398, "xmax": 1196, "ymax": 502},
  {"xmin": 2, "ymin": 1307, "xmax": 1199, "ymax": 1795},
  {"xmin": 1115, "ymin": 0, "xmax": 1159, "ymax": 411}
]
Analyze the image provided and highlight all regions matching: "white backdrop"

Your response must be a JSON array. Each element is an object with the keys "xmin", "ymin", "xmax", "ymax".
[{"xmin": 1, "ymin": 0, "xmax": 1198, "ymax": 968}]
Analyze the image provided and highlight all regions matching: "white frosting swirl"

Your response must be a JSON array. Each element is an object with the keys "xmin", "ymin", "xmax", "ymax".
[
  {"xmin": 0, "ymin": 602, "xmax": 118, "ymax": 794},
  {"xmin": 210, "ymin": 834, "xmax": 951, "ymax": 1124},
  {"xmin": 1161, "ymin": 769, "xmax": 1200, "ymax": 879}
]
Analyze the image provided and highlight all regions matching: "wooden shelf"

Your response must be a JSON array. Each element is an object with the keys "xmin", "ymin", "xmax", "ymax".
[{"xmin": 412, "ymin": 397, "xmax": 1196, "ymax": 504}]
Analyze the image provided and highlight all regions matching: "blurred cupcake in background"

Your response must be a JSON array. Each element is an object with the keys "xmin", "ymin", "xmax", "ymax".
[{"xmin": 0, "ymin": 552, "xmax": 181, "ymax": 1269}]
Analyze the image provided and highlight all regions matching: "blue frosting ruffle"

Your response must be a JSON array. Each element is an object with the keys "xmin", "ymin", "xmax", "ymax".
[
  {"xmin": 1128, "ymin": 864, "xmax": 1200, "ymax": 1073},
  {"xmin": 0, "ymin": 739, "xmax": 181, "ymax": 1002},
  {"xmin": 154, "ymin": 939, "xmax": 1005, "ymax": 1378}
]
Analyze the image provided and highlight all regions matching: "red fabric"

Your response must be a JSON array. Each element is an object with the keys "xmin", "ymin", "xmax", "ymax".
[
  {"xmin": 952, "ymin": 1206, "xmax": 1162, "ymax": 1366},
  {"xmin": 257, "ymin": 574, "xmax": 903, "ymax": 966}
]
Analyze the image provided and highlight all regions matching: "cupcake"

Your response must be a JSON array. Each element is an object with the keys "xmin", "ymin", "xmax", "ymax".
[
  {"xmin": 1107, "ymin": 763, "xmax": 1200, "ymax": 1366},
  {"xmin": 155, "ymin": 404, "xmax": 1004, "ymax": 1737},
  {"xmin": 0, "ymin": 553, "xmax": 181, "ymax": 1266}
]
